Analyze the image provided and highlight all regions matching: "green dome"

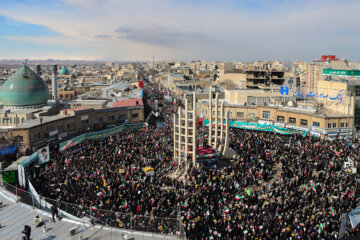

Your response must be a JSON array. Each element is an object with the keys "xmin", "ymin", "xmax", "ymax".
[
  {"xmin": 59, "ymin": 66, "xmax": 69, "ymax": 75},
  {"xmin": 0, "ymin": 66, "xmax": 49, "ymax": 107}
]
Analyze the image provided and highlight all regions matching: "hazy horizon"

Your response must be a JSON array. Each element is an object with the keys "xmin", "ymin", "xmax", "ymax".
[{"xmin": 0, "ymin": 0, "xmax": 360, "ymax": 62}]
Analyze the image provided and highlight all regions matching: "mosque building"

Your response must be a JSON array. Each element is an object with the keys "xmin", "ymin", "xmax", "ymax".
[{"xmin": 0, "ymin": 64, "xmax": 144, "ymax": 153}]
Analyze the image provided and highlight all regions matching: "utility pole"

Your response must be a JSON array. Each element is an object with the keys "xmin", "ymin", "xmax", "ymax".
[{"xmin": 347, "ymin": 90, "xmax": 351, "ymax": 142}]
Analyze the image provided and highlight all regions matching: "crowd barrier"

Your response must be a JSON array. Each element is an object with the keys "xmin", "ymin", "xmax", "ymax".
[{"xmin": 2, "ymin": 182, "xmax": 182, "ymax": 236}]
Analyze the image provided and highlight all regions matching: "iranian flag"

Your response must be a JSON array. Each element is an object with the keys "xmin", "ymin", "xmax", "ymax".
[
  {"xmin": 96, "ymin": 192, "xmax": 103, "ymax": 197},
  {"xmin": 235, "ymin": 195, "xmax": 243, "ymax": 200},
  {"xmin": 90, "ymin": 172, "xmax": 96, "ymax": 178},
  {"xmin": 142, "ymin": 176, "xmax": 146, "ymax": 182},
  {"xmin": 248, "ymin": 169, "xmax": 253, "ymax": 176},
  {"xmin": 119, "ymin": 183, "xmax": 125, "ymax": 189},
  {"xmin": 311, "ymin": 182, "xmax": 317, "ymax": 192},
  {"xmin": 330, "ymin": 207, "xmax": 335, "ymax": 216},
  {"xmin": 207, "ymin": 179, "xmax": 211, "ymax": 186},
  {"xmin": 181, "ymin": 203, "xmax": 188, "ymax": 209},
  {"xmin": 90, "ymin": 205, "xmax": 98, "ymax": 211},
  {"xmin": 224, "ymin": 208, "xmax": 230, "ymax": 213},
  {"xmin": 124, "ymin": 200, "xmax": 128, "ymax": 209},
  {"xmin": 198, "ymin": 112, "xmax": 203, "ymax": 128}
]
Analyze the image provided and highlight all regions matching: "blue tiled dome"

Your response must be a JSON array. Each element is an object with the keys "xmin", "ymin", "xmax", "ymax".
[
  {"xmin": 59, "ymin": 66, "xmax": 69, "ymax": 75},
  {"xmin": 0, "ymin": 66, "xmax": 49, "ymax": 107}
]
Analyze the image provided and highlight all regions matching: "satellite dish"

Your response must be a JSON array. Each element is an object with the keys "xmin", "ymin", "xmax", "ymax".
[{"xmin": 287, "ymin": 101, "xmax": 294, "ymax": 107}]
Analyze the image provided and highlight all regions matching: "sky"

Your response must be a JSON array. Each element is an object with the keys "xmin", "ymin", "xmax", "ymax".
[{"xmin": 0, "ymin": 0, "xmax": 359, "ymax": 62}]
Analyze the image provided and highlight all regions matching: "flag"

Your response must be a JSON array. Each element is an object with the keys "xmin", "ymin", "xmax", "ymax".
[
  {"xmin": 181, "ymin": 203, "xmax": 188, "ymax": 209},
  {"xmin": 198, "ymin": 112, "xmax": 203, "ymax": 128},
  {"xmin": 311, "ymin": 182, "xmax": 317, "ymax": 192},
  {"xmin": 330, "ymin": 207, "xmax": 335, "ymax": 216},
  {"xmin": 207, "ymin": 179, "xmax": 211, "ymax": 187},
  {"xmin": 235, "ymin": 195, "xmax": 243, "ymax": 200},
  {"xmin": 90, "ymin": 205, "xmax": 97, "ymax": 211},
  {"xmin": 90, "ymin": 172, "xmax": 96, "ymax": 178},
  {"xmin": 108, "ymin": 166, "xmax": 112, "ymax": 173},
  {"xmin": 124, "ymin": 200, "xmax": 128, "ymax": 209},
  {"xmin": 248, "ymin": 169, "xmax": 253, "ymax": 176},
  {"xmin": 142, "ymin": 176, "xmax": 146, "ymax": 182},
  {"xmin": 224, "ymin": 208, "xmax": 230, "ymax": 213},
  {"xmin": 136, "ymin": 205, "xmax": 140, "ymax": 212},
  {"xmin": 96, "ymin": 192, "xmax": 103, "ymax": 197},
  {"xmin": 246, "ymin": 188, "xmax": 251, "ymax": 196},
  {"xmin": 119, "ymin": 183, "xmax": 125, "ymax": 189},
  {"xmin": 276, "ymin": 207, "xmax": 282, "ymax": 219}
]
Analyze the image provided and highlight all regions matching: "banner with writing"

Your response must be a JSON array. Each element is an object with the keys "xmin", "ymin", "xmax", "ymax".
[{"xmin": 59, "ymin": 123, "xmax": 143, "ymax": 151}]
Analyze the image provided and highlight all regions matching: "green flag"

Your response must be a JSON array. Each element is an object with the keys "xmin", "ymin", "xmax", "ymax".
[{"xmin": 246, "ymin": 188, "xmax": 251, "ymax": 196}]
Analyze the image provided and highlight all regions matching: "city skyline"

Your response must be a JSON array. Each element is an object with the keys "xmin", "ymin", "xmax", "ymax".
[{"xmin": 0, "ymin": 0, "xmax": 360, "ymax": 61}]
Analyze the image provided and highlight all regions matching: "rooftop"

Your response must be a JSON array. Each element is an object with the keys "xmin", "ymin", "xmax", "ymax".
[
  {"xmin": 112, "ymin": 98, "xmax": 143, "ymax": 108},
  {"xmin": 19, "ymin": 114, "xmax": 72, "ymax": 129},
  {"xmin": 0, "ymin": 187, "xmax": 176, "ymax": 240}
]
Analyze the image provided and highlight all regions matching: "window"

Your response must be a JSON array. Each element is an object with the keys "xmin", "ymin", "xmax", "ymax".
[
  {"xmin": 229, "ymin": 112, "xmax": 233, "ymax": 118},
  {"xmin": 95, "ymin": 117, "xmax": 103, "ymax": 124},
  {"xmin": 328, "ymin": 123, "xmax": 331, "ymax": 128},
  {"xmin": 81, "ymin": 120, "xmax": 89, "ymax": 126},
  {"xmin": 9, "ymin": 118, "xmax": 12, "ymax": 124},
  {"xmin": 341, "ymin": 123, "xmax": 344, "ymax": 128},
  {"xmin": 17, "ymin": 136, "xmax": 23, "ymax": 142},
  {"xmin": 313, "ymin": 121, "xmax": 320, "ymax": 127},
  {"xmin": 346, "ymin": 123, "xmax": 348, "ymax": 127},
  {"xmin": 34, "ymin": 132, "xmax": 41, "ymax": 140},
  {"xmin": 333, "ymin": 123, "xmax": 336, "ymax": 128},
  {"xmin": 17, "ymin": 118, "xmax": 19, "ymax": 124},
  {"xmin": 262, "ymin": 111, "xmax": 270, "ymax": 119},
  {"xmin": 67, "ymin": 123, "xmax": 75, "ymax": 130},
  {"xmin": 237, "ymin": 112, "xmax": 244, "ymax": 118},
  {"xmin": 248, "ymin": 113, "xmax": 256, "ymax": 120},
  {"xmin": 277, "ymin": 116, "xmax": 284, "ymax": 122},
  {"xmin": 118, "ymin": 114, "xmax": 126, "ymax": 120},
  {"xmin": 300, "ymin": 119, "xmax": 308, "ymax": 126},
  {"xmin": 289, "ymin": 117, "xmax": 296, "ymax": 124},
  {"xmin": 108, "ymin": 116, "xmax": 115, "ymax": 121},
  {"xmin": 58, "ymin": 125, "xmax": 64, "ymax": 131},
  {"xmin": 355, "ymin": 86, "xmax": 360, "ymax": 96},
  {"xmin": 132, "ymin": 113, "xmax": 139, "ymax": 119}
]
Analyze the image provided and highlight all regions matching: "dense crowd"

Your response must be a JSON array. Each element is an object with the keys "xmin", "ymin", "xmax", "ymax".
[{"xmin": 32, "ymin": 82, "xmax": 360, "ymax": 239}]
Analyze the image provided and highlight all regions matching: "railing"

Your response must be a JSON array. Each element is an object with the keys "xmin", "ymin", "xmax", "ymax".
[{"xmin": 1, "ymin": 182, "xmax": 183, "ymax": 238}]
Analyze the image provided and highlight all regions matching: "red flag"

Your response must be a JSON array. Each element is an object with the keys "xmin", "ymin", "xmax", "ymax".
[
  {"xmin": 198, "ymin": 112, "xmax": 203, "ymax": 128},
  {"xmin": 136, "ymin": 205, "xmax": 140, "ymax": 212}
]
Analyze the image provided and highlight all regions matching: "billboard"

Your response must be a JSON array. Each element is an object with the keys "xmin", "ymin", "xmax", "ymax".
[
  {"xmin": 323, "ymin": 69, "xmax": 360, "ymax": 76},
  {"xmin": 38, "ymin": 145, "xmax": 50, "ymax": 165}
]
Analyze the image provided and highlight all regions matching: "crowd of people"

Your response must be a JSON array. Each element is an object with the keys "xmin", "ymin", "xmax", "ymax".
[{"xmin": 32, "ymin": 80, "xmax": 360, "ymax": 239}]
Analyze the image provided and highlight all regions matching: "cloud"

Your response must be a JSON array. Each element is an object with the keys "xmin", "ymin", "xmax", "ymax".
[
  {"xmin": 0, "ymin": 0, "xmax": 360, "ymax": 61},
  {"xmin": 94, "ymin": 34, "xmax": 112, "ymax": 39},
  {"xmin": 115, "ymin": 25, "xmax": 209, "ymax": 47}
]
